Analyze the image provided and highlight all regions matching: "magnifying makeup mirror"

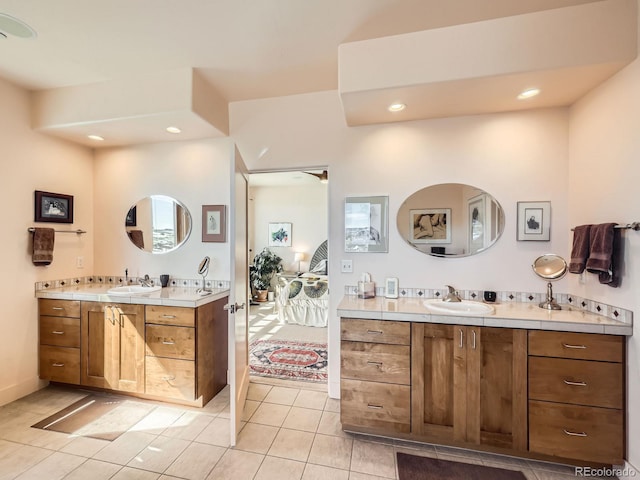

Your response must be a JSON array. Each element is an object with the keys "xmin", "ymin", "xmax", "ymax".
[
  {"xmin": 197, "ymin": 256, "xmax": 212, "ymax": 295},
  {"xmin": 532, "ymin": 254, "xmax": 567, "ymax": 310}
]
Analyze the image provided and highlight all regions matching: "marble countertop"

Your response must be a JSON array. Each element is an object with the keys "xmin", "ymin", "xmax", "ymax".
[
  {"xmin": 337, "ymin": 296, "xmax": 632, "ymax": 336},
  {"xmin": 36, "ymin": 284, "xmax": 230, "ymax": 308}
]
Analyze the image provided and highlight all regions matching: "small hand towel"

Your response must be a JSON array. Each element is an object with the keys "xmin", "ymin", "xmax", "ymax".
[
  {"xmin": 568, "ymin": 224, "xmax": 592, "ymax": 274},
  {"xmin": 586, "ymin": 222, "xmax": 618, "ymax": 276},
  {"xmin": 32, "ymin": 227, "xmax": 55, "ymax": 266},
  {"xmin": 127, "ymin": 230, "xmax": 144, "ymax": 249},
  {"xmin": 598, "ymin": 228, "xmax": 621, "ymax": 288}
]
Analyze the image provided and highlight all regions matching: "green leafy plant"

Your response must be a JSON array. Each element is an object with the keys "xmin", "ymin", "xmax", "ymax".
[{"xmin": 251, "ymin": 248, "xmax": 283, "ymax": 291}]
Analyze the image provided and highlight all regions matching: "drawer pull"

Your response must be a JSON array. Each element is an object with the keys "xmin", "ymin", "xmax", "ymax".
[
  {"xmin": 51, "ymin": 363, "xmax": 65, "ymax": 367},
  {"xmin": 162, "ymin": 314, "xmax": 177, "ymax": 319},
  {"xmin": 459, "ymin": 329, "xmax": 464, "ymax": 348},
  {"xmin": 563, "ymin": 429, "xmax": 588, "ymax": 437},
  {"xmin": 367, "ymin": 404, "xmax": 383, "ymax": 409},
  {"xmin": 367, "ymin": 330, "xmax": 383, "ymax": 335},
  {"xmin": 52, "ymin": 307, "xmax": 64, "ymax": 311},
  {"xmin": 366, "ymin": 361, "xmax": 383, "ymax": 367},
  {"xmin": 162, "ymin": 375, "xmax": 176, "ymax": 381},
  {"xmin": 51, "ymin": 331, "xmax": 65, "ymax": 335},
  {"xmin": 562, "ymin": 343, "xmax": 587, "ymax": 349},
  {"xmin": 162, "ymin": 341, "xmax": 175, "ymax": 345},
  {"xmin": 563, "ymin": 380, "xmax": 587, "ymax": 387}
]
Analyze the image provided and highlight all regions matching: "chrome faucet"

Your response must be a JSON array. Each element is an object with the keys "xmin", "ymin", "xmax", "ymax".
[
  {"xmin": 443, "ymin": 285, "xmax": 462, "ymax": 302},
  {"xmin": 139, "ymin": 274, "xmax": 153, "ymax": 287}
]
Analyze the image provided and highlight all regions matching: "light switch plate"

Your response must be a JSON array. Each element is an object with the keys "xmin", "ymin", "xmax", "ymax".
[{"xmin": 341, "ymin": 259, "xmax": 353, "ymax": 273}]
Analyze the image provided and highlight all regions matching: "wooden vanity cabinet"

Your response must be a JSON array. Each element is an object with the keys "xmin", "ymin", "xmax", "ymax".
[
  {"xmin": 528, "ymin": 330, "xmax": 625, "ymax": 465},
  {"xmin": 81, "ymin": 302, "xmax": 145, "ymax": 393},
  {"xmin": 411, "ymin": 324, "xmax": 527, "ymax": 451},
  {"xmin": 340, "ymin": 318, "xmax": 411, "ymax": 434},
  {"xmin": 38, "ymin": 299, "xmax": 81, "ymax": 384}
]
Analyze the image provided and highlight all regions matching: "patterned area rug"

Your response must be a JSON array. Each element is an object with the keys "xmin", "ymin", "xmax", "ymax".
[{"xmin": 249, "ymin": 339, "xmax": 328, "ymax": 383}]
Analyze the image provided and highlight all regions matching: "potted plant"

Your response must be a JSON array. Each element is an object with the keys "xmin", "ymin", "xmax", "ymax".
[{"xmin": 250, "ymin": 248, "xmax": 283, "ymax": 302}]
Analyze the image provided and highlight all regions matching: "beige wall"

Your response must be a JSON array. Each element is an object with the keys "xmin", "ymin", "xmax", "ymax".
[
  {"xmin": 568, "ymin": 52, "xmax": 640, "ymax": 469},
  {"xmin": 249, "ymin": 183, "xmax": 328, "ymax": 272},
  {"xmin": 230, "ymin": 92, "xmax": 572, "ymax": 397},
  {"xmin": 93, "ymin": 139, "xmax": 233, "ymax": 282},
  {"xmin": 0, "ymin": 78, "xmax": 94, "ymax": 405}
]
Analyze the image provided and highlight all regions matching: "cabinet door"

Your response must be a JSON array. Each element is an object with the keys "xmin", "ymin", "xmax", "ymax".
[
  {"xmin": 466, "ymin": 327, "xmax": 527, "ymax": 450},
  {"xmin": 411, "ymin": 323, "xmax": 467, "ymax": 442},
  {"xmin": 112, "ymin": 304, "xmax": 145, "ymax": 393},
  {"xmin": 81, "ymin": 302, "xmax": 145, "ymax": 393},
  {"xmin": 81, "ymin": 302, "xmax": 112, "ymax": 388}
]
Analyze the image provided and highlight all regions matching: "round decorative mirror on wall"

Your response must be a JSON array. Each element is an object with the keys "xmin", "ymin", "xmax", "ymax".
[
  {"xmin": 125, "ymin": 195, "xmax": 192, "ymax": 254},
  {"xmin": 397, "ymin": 183, "xmax": 505, "ymax": 258}
]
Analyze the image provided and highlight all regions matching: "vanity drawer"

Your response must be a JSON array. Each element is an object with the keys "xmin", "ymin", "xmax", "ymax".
[
  {"xmin": 341, "ymin": 379, "xmax": 410, "ymax": 434},
  {"xmin": 529, "ymin": 400, "xmax": 623, "ymax": 465},
  {"xmin": 145, "ymin": 325, "xmax": 195, "ymax": 360},
  {"xmin": 145, "ymin": 356, "xmax": 195, "ymax": 400},
  {"xmin": 528, "ymin": 331, "xmax": 623, "ymax": 362},
  {"xmin": 341, "ymin": 318, "xmax": 410, "ymax": 345},
  {"xmin": 39, "ymin": 345, "xmax": 80, "ymax": 384},
  {"xmin": 529, "ymin": 357, "xmax": 623, "ymax": 409},
  {"xmin": 341, "ymin": 341, "xmax": 410, "ymax": 385},
  {"xmin": 39, "ymin": 299, "xmax": 80, "ymax": 318},
  {"xmin": 39, "ymin": 316, "xmax": 80, "ymax": 348},
  {"xmin": 145, "ymin": 305, "xmax": 195, "ymax": 327}
]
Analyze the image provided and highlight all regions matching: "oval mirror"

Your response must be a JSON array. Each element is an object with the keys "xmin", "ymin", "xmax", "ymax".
[
  {"xmin": 397, "ymin": 183, "xmax": 505, "ymax": 257},
  {"xmin": 532, "ymin": 254, "xmax": 567, "ymax": 310},
  {"xmin": 125, "ymin": 195, "xmax": 192, "ymax": 254}
]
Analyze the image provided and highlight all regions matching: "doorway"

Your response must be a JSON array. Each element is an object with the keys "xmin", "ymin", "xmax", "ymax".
[{"xmin": 247, "ymin": 169, "xmax": 329, "ymax": 384}]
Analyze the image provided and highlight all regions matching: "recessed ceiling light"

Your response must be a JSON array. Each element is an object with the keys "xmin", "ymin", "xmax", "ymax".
[
  {"xmin": 388, "ymin": 103, "xmax": 406, "ymax": 112},
  {"xmin": 517, "ymin": 88, "xmax": 541, "ymax": 100},
  {"xmin": 166, "ymin": 126, "xmax": 181, "ymax": 134},
  {"xmin": 0, "ymin": 13, "xmax": 37, "ymax": 39},
  {"xmin": 87, "ymin": 134, "xmax": 104, "ymax": 141}
]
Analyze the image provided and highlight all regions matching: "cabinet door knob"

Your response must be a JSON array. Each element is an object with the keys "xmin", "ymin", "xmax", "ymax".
[
  {"xmin": 162, "ymin": 314, "xmax": 177, "ymax": 319},
  {"xmin": 367, "ymin": 404, "xmax": 383, "ymax": 409},
  {"xmin": 52, "ymin": 363, "xmax": 65, "ymax": 367},
  {"xmin": 562, "ymin": 343, "xmax": 586, "ymax": 349},
  {"xmin": 52, "ymin": 307, "xmax": 64, "ymax": 310},
  {"xmin": 367, "ymin": 361, "xmax": 383, "ymax": 367},
  {"xmin": 162, "ymin": 341, "xmax": 175, "ymax": 345},
  {"xmin": 366, "ymin": 330, "xmax": 383, "ymax": 335},
  {"xmin": 51, "ymin": 331, "xmax": 65, "ymax": 335}
]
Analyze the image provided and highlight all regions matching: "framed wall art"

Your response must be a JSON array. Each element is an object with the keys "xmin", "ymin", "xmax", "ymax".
[
  {"xmin": 202, "ymin": 205, "xmax": 226, "ymax": 242},
  {"xmin": 34, "ymin": 190, "xmax": 74, "ymax": 223},
  {"xmin": 268, "ymin": 222, "xmax": 292, "ymax": 247},
  {"xmin": 344, "ymin": 196, "xmax": 389, "ymax": 252},
  {"xmin": 517, "ymin": 201, "xmax": 550, "ymax": 241},
  {"xmin": 409, "ymin": 208, "xmax": 451, "ymax": 244}
]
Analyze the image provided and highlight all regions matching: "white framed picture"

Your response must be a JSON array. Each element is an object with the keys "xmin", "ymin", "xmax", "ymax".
[
  {"xmin": 517, "ymin": 201, "xmax": 550, "ymax": 241},
  {"xmin": 344, "ymin": 196, "xmax": 389, "ymax": 252},
  {"xmin": 268, "ymin": 222, "xmax": 292, "ymax": 247},
  {"xmin": 385, "ymin": 277, "xmax": 399, "ymax": 298}
]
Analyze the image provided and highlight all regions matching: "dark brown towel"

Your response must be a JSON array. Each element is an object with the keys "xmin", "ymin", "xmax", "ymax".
[
  {"xmin": 569, "ymin": 224, "xmax": 592, "ymax": 274},
  {"xmin": 586, "ymin": 223, "xmax": 617, "ymax": 279},
  {"xmin": 599, "ymin": 228, "xmax": 621, "ymax": 287},
  {"xmin": 127, "ymin": 230, "xmax": 144, "ymax": 249},
  {"xmin": 32, "ymin": 227, "xmax": 55, "ymax": 266}
]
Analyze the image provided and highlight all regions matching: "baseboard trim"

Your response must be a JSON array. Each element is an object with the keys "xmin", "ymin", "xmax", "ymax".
[{"xmin": 0, "ymin": 377, "xmax": 47, "ymax": 407}]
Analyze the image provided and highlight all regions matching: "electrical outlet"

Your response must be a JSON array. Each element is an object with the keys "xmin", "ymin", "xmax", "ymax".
[
  {"xmin": 341, "ymin": 259, "xmax": 353, "ymax": 273},
  {"xmin": 76, "ymin": 256, "xmax": 84, "ymax": 268}
]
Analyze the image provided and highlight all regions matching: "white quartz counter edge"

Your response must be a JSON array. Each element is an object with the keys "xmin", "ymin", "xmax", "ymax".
[
  {"xmin": 36, "ymin": 285, "xmax": 230, "ymax": 308},
  {"xmin": 337, "ymin": 296, "xmax": 632, "ymax": 336}
]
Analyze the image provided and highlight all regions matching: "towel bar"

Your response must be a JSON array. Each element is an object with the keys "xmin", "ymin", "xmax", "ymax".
[
  {"xmin": 571, "ymin": 222, "xmax": 639, "ymax": 232},
  {"xmin": 28, "ymin": 227, "xmax": 86, "ymax": 234}
]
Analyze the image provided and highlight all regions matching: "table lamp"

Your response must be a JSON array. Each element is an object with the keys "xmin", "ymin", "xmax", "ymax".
[{"xmin": 294, "ymin": 252, "xmax": 305, "ymax": 274}]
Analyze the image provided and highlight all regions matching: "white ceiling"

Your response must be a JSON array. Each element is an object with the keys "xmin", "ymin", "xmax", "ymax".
[{"xmin": 0, "ymin": 0, "xmax": 632, "ymax": 146}]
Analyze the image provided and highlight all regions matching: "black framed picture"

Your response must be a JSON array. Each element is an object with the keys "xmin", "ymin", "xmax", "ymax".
[
  {"xmin": 34, "ymin": 190, "xmax": 74, "ymax": 223},
  {"xmin": 126, "ymin": 206, "xmax": 137, "ymax": 226}
]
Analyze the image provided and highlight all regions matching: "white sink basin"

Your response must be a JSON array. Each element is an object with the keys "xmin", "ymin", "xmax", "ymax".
[
  {"xmin": 424, "ymin": 299, "xmax": 495, "ymax": 316},
  {"xmin": 107, "ymin": 285, "xmax": 162, "ymax": 295}
]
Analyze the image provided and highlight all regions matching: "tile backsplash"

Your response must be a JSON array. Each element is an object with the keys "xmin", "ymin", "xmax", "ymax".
[
  {"xmin": 344, "ymin": 284, "xmax": 633, "ymax": 324},
  {"xmin": 35, "ymin": 275, "xmax": 230, "ymax": 292}
]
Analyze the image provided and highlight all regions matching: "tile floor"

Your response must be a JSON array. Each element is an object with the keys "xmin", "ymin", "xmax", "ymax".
[{"xmin": 0, "ymin": 381, "xmax": 617, "ymax": 479}]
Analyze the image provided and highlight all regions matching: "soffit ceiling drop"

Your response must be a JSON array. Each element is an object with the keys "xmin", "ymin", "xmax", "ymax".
[{"xmin": 338, "ymin": 0, "xmax": 638, "ymax": 126}]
